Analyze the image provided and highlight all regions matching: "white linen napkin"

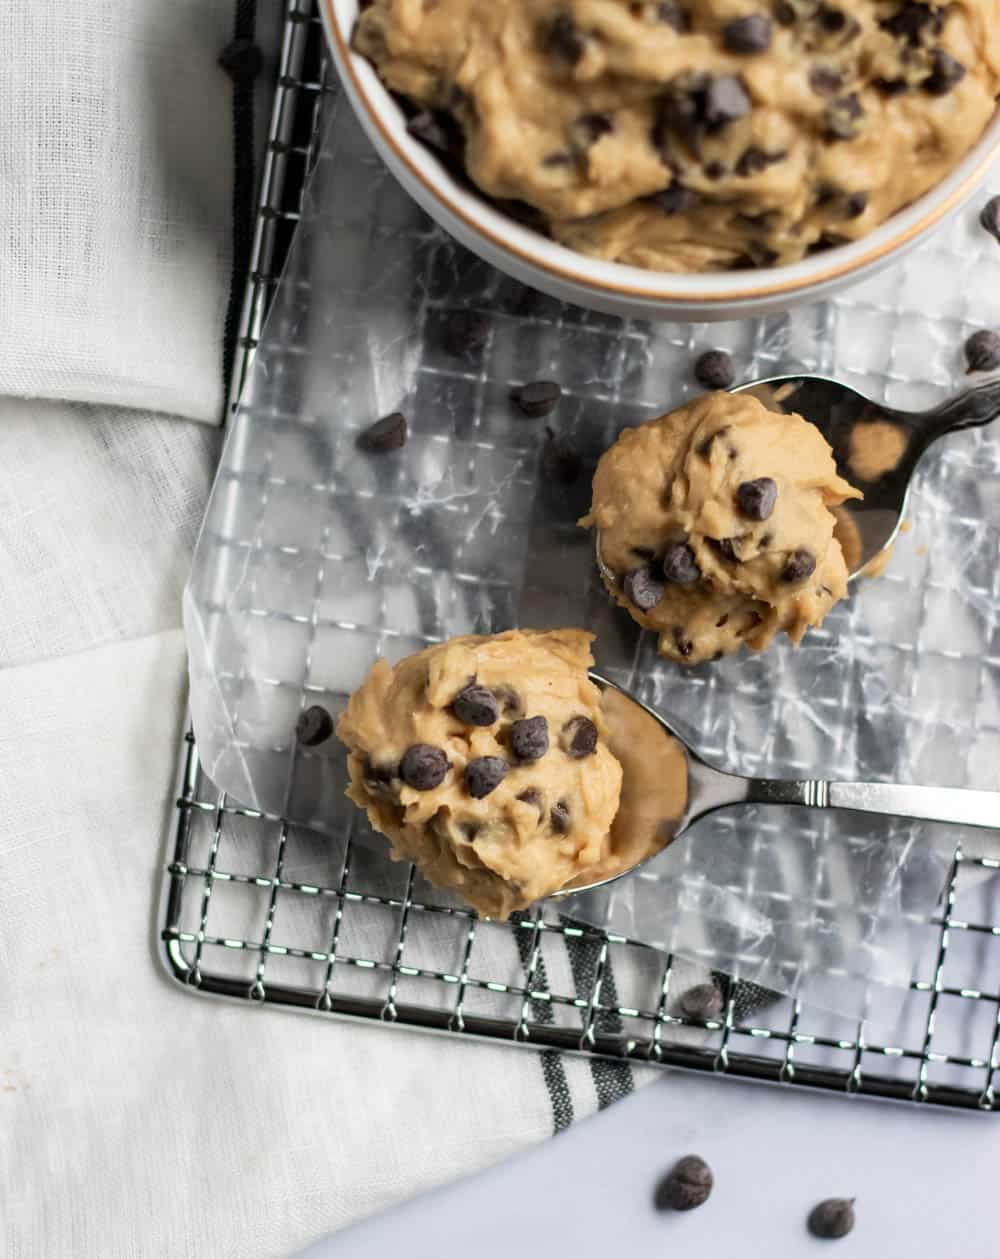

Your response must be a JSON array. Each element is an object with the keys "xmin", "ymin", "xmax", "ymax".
[{"xmin": 0, "ymin": 4, "xmax": 663, "ymax": 1255}]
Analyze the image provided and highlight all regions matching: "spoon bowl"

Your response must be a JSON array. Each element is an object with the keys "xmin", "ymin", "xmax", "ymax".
[
  {"xmin": 595, "ymin": 374, "xmax": 1000, "ymax": 583},
  {"xmin": 554, "ymin": 672, "xmax": 1000, "ymax": 899}
]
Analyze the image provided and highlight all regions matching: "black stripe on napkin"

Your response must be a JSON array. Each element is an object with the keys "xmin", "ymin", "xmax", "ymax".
[
  {"xmin": 510, "ymin": 915, "xmax": 575, "ymax": 1134},
  {"xmin": 563, "ymin": 928, "xmax": 635, "ymax": 1109}
]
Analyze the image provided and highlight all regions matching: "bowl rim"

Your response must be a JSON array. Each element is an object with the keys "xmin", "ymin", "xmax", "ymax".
[{"xmin": 320, "ymin": 0, "xmax": 1000, "ymax": 305}]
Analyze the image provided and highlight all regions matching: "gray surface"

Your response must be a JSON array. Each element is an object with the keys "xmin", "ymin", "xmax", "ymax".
[{"xmin": 295, "ymin": 1070, "xmax": 998, "ymax": 1257}]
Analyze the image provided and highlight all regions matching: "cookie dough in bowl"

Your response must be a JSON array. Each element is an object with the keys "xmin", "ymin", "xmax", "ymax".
[
  {"xmin": 580, "ymin": 392, "xmax": 862, "ymax": 664},
  {"xmin": 353, "ymin": 0, "xmax": 1000, "ymax": 272},
  {"xmin": 336, "ymin": 629, "xmax": 625, "ymax": 918}
]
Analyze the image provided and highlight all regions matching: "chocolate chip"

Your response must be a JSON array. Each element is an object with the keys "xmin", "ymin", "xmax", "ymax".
[
  {"xmin": 694, "ymin": 349, "xmax": 735, "ymax": 389},
  {"xmin": 550, "ymin": 799, "xmax": 571, "ymax": 834},
  {"xmin": 809, "ymin": 65, "xmax": 843, "ymax": 95},
  {"xmin": 295, "ymin": 705, "xmax": 333, "ymax": 747},
  {"xmin": 782, "ymin": 547, "xmax": 817, "ymax": 582},
  {"xmin": 560, "ymin": 716, "xmax": 598, "ymax": 759},
  {"xmin": 817, "ymin": 5, "xmax": 846, "ymax": 30},
  {"xmin": 400, "ymin": 744, "xmax": 450, "ymax": 790},
  {"xmin": 452, "ymin": 683, "xmax": 500, "ymax": 727},
  {"xmin": 218, "ymin": 38, "xmax": 263, "ymax": 81},
  {"xmin": 979, "ymin": 195, "xmax": 1000, "ymax": 242},
  {"xmin": 808, "ymin": 1198, "xmax": 856, "ymax": 1239},
  {"xmin": 516, "ymin": 787, "xmax": 543, "ymax": 810},
  {"xmin": 650, "ymin": 183, "xmax": 695, "ymax": 214},
  {"xmin": 881, "ymin": 1, "xmax": 942, "ymax": 44},
  {"xmin": 358, "ymin": 411, "xmax": 407, "ymax": 453},
  {"xmin": 512, "ymin": 380, "xmax": 562, "ymax": 417},
  {"xmin": 464, "ymin": 756, "xmax": 507, "ymax": 799},
  {"xmin": 703, "ymin": 161, "xmax": 725, "ymax": 180},
  {"xmin": 734, "ymin": 146, "xmax": 782, "ymax": 176},
  {"xmin": 662, "ymin": 540, "xmax": 701, "ymax": 584},
  {"xmin": 715, "ymin": 613, "xmax": 730, "ymax": 627},
  {"xmin": 843, "ymin": 191, "xmax": 868, "ymax": 219},
  {"xmin": 442, "ymin": 309, "xmax": 489, "ymax": 356},
  {"xmin": 965, "ymin": 329, "xmax": 1000, "ymax": 373},
  {"xmin": 624, "ymin": 565, "xmax": 666, "ymax": 611},
  {"xmin": 654, "ymin": 1155, "xmax": 714, "ymax": 1211},
  {"xmin": 678, "ymin": 982, "xmax": 724, "ymax": 1019},
  {"xmin": 924, "ymin": 49, "xmax": 966, "ymax": 95},
  {"xmin": 541, "ymin": 428, "xmax": 582, "ymax": 484},
  {"xmin": 571, "ymin": 113, "xmax": 614, "ymax": 149},
  {"xmin": 723, "ymin": 14, "xmax": 772, "ymax": 52},
  {"xmin": 737, "ymin": 477, "xmax": 778, "ymax": 520},
  {"xmin": 874, "ymin": 76, "xmax": 908, "ymax": 96},
  {"xmin": 510, "ymin": 716, "xmax": 550, "ymax": 762},
  {"xmin": 545, "ymin": 13, "xmax": 585, "ymax": 62},
  {"xmin": 709, "ymin": 537, "xmax": 740, "ymax": 563},
  {"xmin": 774, "ymin": 0, "xmax": 796, "ymax": 24},
  {"xmin": 823, "ymin": 93, "xmax": 863, "ymax": 140},
  {"xmin": 656, "ymin": 2, "xmax": 690, "ymax": 30},
  {"xmin": 673, "ymin": 627, "xmax": 695, "ymax": 658},
  {"xmin": 704, "ymin": 75, "xmax": 752, "ymax": 128}
]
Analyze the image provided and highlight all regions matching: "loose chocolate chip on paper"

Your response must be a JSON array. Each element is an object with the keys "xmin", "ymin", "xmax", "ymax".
[
  {"xmin": 442, "ymin": 309, "xmax": 490, "ymax": 356},
  {"xmin": 358, "ymin": 411, "xmax": 408, "ymax": 453},
  {"xmin": 541, "ymin": 428, "xmax": 583, "ymax": 484},
  {"xmin": 979, "ymin": 195, "xmax": 1000, "ymax": 242},
  {"xmin": 678, "ymin": 982, "xmax": 724, "ymax": 1019},
  {"xmin": 452, "ymin": 683, "xmax": 500, "ymax": 727},
  {"xmin": 512, "ymin": 380, "xmax": 562, "ymax": 417},
  {"xmin": 808, "ymin": 1198, "xmax": 856, "ymax": 1239},
  {"xmin": 965, "ymin": 329, "xmax": 1000, "ymax": 373},
  {"xmin": 545, "ymin": 13, "xmax": 586, "ymax": 62},
  {"xmin": 722, "ymin": 14, "xmax": 772, "ymax": 53},
  {"xmin": 295, "ymin": 705, "xmax": 334, "ymax": 747},
  {"xmin": 736, "ymin": 476, "xmax": 778, "ymax": 520},
  {"xmin": 465, "ymin": 756, "xmax": 508, "ymax": 799},
  {"xmin": 401, "ymin": 743, "xmax": 450, "ymax": 791},
  {"xmin": 550, "ymin": 799, "xmax": 572, "ymax": 833},
  {"xmin": 694, "ymin": 348, "xmax": 735, "ymax": 389},
  {"xmin": 511, "ymin": 716, "xmax": 550, "ymax": 762},
  {"xmin": 654, "ymin": 1155, "xmax": 714, "ymax": 1211},
  {"xmin": 924, "ymin": 49, "xmax": 966, "ymax": 96},
  {"xmin": 661, "ymin": 540, "xmax": 701, "ymax": 585},
  {"xmin": 560, "ymin": 716, "xmax": 598, "ymax": 759},
  {"xmin": 782, "ymin": 547, "xmax": 817, "ymax": 582},
  {"xmin": 218, "ymin": 38, "xmax": 263, "ymax": 82}
]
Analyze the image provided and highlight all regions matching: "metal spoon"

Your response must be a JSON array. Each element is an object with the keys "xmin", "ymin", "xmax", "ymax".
[
  {"xmin": 595, "ymin": 375, "xmax": 1000, "ymax": 583},
  {"xmin": 558, "ymin": 672, "xmax": 1000, "ymax": 898}
]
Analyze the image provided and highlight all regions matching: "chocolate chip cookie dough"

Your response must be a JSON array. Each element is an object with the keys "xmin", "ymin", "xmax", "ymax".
[
  {"xmin": 354, "ymin": 0, "xmax": 1000, "ymax": 271},
  {"xmin": 580, "ymin": 392, "xmax": 862, "ymax": 663},
  {"xmin": 336, "ymin": 629, "xmax": 624, "ymax": 917}
]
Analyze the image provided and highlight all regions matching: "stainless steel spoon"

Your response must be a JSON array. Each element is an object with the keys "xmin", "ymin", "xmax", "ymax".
[
  {"xmin": 595, "ymin": 375, "xmax": 1000, "ymax": 583},
  {"xmin": 557, "ymin": 672, "xmax": 1000, "ymax": 898}
]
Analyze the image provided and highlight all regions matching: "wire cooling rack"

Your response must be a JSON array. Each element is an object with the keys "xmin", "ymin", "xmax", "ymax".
[{"xmin": 160, "ymin": 0, "xmax": 1000, "ymax": 1111}]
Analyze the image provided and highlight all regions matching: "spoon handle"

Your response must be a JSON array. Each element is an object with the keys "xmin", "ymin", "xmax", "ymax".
[
  {"xmin": 917, "ymin": 379, "xmax": 1000, "ymax": 443},
  {"xmin": 744, "ymin": 777, "xmax": 1000, "ymax": 830}
]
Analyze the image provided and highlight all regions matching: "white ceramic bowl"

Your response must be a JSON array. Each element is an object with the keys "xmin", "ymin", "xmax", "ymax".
[{"xmin": 320, "ymin": 0, "xmax": 1000, "ymax": 322}]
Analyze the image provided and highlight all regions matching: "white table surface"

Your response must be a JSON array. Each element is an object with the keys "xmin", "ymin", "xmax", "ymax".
[{"xmin": 298, "ymin": 1064, "xmax": 998, "ymax": 1258}]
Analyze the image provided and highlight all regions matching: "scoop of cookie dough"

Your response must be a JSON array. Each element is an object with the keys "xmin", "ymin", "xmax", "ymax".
[
  {"xmin": 354, "ymin": 0, "xmax": 1000, "ymax": 271},
  {"xmin": 335, "ymin": 629, "xmax": 624, "ymax": 918},
  {"xmin": 580, "ymin": 392, "xmax": 862, "ymax": 664}
]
